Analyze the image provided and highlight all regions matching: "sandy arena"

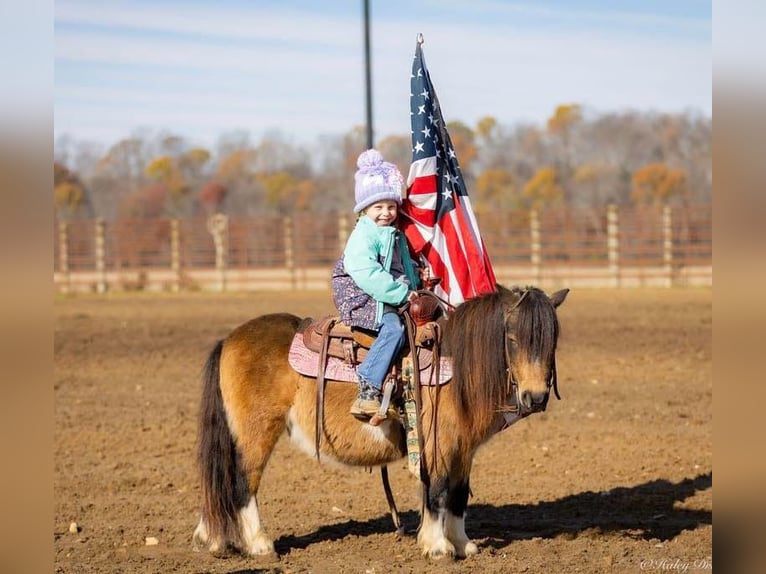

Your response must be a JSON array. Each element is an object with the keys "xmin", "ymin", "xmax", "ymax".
[{"xmin": 54, "ymin": 288, "xmax": 712, "ymax": 573}]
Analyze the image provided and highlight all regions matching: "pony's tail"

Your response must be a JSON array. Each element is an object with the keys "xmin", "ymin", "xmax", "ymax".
[{"xmin": 197, "ymin": 339, "xmax": 245, "ymax": 550}]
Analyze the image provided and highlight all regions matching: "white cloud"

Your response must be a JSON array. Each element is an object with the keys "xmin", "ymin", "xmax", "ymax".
[{"xmin": 55, "ymin": 0, "xmax": 358, "ymax": 47}]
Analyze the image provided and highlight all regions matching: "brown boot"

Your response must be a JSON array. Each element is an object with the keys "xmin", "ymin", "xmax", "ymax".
[{"xmin": 349, "ymin": 382, "xmax": 382, "ymax": 419}]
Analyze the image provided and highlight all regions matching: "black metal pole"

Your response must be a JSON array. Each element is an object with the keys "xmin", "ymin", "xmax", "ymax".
[{"xmin": 363, "ymin": 0, "xmax": 374, "ymax": 149}]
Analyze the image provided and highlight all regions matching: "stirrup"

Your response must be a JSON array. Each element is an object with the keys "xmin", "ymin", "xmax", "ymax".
[{"xmin": 369, "ymin": 380, "xmax": 395, "ymax": 427}]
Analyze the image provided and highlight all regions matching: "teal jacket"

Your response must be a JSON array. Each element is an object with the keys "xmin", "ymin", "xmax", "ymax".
[{"xmin": 333, "ymin": 216, "xmax": 420, "ymax": 329}]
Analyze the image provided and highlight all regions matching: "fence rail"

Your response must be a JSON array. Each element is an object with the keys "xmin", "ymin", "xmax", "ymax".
[{"xmin": 54, "ymin": 204, "xmax": 712, "ymax": 293}]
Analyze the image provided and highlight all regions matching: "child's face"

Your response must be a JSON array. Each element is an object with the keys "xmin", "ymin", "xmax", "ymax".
[{"xmin": 364, "ymin": 201, "xmax": 399, "ymax": 227}]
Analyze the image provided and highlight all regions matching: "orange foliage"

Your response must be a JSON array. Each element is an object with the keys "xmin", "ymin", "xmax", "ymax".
[
  {"xmin": 445, "ymin": 121, "xmax": 477, "ymax": 171},
  {"xmin": 523, "ymin": 167, "xmax": 564, "ymax": 208},
  {"xmin": 475, "ymin": 168, "xmax": 515, "ymax": 210},
  {"xmin": 120, "ymin": 184, "xmax": 168, "ymax": 218},
  {"xmin": 257, "ymin": 171, "xmax": 319, "ymax": 212},
  {"xmin": 145, "ymin": 155, "xmax": 188, "ymax": 196},
  {"xmin": 145, "ymin": 156, "xmax": 173, "ymax": 181},
  {"xmin": 217, "ymin": 149, "xmax": 257, "ymax": 183},
  {"xmin": 631, "ymin": 163, "xmax": 687, "ymax": 205},
  {"xmin": 476, "ymin": 116, "xmax": 497, "ymax": 140},
  {"xmin": 54, "ymin": 162, "xmax": 86, "ymax": 215},
  {"xmin": 547, "ymin": 104, "xmax": 582, "ymax": 135},
  {"xmin": 54, "ymin": 162, "xmax": 73, "ymax": 187},
  {"xmin": 184, "ymin": 147, "xmax": 211, "ymax": 168},
  {"xmin": 293, "ymin": 179, "xmax": 318, "ymax": 211},
  {"xmin": 54, "ymin": 181, "xmax": 84, "ymax": 210},
  {"xmin": 260, "ymin": 172, "xmax": 296, "ymax": 209}
]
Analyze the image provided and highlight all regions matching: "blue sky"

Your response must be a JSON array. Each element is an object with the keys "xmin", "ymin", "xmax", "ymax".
[{"xmin": 54, "ymin": 0, "xmax": 712, "ymax": 150}]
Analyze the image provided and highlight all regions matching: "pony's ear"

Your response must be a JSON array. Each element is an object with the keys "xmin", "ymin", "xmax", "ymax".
[{"xmin": 549, "ymin": 288, "xmax": 569, "ymax": 308}]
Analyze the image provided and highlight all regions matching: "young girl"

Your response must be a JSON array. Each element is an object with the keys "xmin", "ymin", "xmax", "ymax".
[{"xmin": 332, "ymin": 149, "xmax": 421, "ymax": 419}]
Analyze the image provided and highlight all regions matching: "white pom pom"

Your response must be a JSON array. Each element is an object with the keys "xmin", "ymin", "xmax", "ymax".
[{"xmin": 357, "ymin": 149, "xmax": 384, "ymax": 169}]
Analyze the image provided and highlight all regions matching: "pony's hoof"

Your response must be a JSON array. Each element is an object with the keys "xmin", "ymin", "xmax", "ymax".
[
  {"xmin": 424, "ymin": 541, "xmax": 456, "ymax": 560},
  {"xmin": 457, "ymin": 541, "xmax": 479, "ymax": 557},
  {"xmin": 428, "ymin": 548, "xmax": 454, "ymax": 560},
  {"xmin": 192, "ymin": 519, "xmax": 210, "ymax": 551},
  {"xmin": 243, "ymin": 535, "xmax": 275, "ymax": 556}
]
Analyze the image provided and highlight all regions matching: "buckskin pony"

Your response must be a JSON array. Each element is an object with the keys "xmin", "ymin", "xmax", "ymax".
[{"xmin": 194, "ymin": 285, "xmax": 568, "ymax": 559}]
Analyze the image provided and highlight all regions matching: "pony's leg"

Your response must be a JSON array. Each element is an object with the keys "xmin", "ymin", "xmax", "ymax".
[
  {"xmin": 444, "ymin": 480, "xmax": 479, "ymax": 558},
  {"xmin": 191, "ymin": 515, "xmax": 228, "ymax": 553},
  {"xmin": 237, "ymin": 495, "xmax": 273, "ymax": 555},
  {"xmin": 192, "ymin": 516, "xmax": 212, "ymax": 551},
  {"xmin": 231, "ymin": 414, "xmax": 287, "ymax": 556},
  {"xmin": 221, "ymin": 372, "xmax": 291, "ymax": 555},
  {"xmin": 418, "ymin": 508, "xmax": 455, "ymax": 559},
  {"xmin": 417, "ymin": 479, "xmax": 456, "ymax": 559}
]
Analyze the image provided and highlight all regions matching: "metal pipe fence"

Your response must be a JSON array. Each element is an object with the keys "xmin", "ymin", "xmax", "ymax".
[{"xmin": 54, "ymin": 204, "xmax": 712, "ymax": 293}]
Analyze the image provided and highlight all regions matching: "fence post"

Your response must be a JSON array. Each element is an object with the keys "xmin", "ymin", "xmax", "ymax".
[
  {"xmin": 607, "ymin": 204, "xmax": 620, "ymax": 287},
  {"xmin": 58, "ymin": 220, "xmax": 70, "ymax": 294},
  {"xmin": 207, "ymin": 214, "xmax": 228, "ymax": 292},
  {"xmin": 170, "ymin": 219, "xmax": 180, "ymax": 292},
  {"xmin": 284, "ymin": 216, "xmax": 295, "ymax": 289},
  {"xmin": 662, "ymin": 205, "xmax": 673, "ymax": 287},
  {"xmin": 530, "ymin": 209, "xmax": 541, "ymax": 284},
  {"xmin": 95, "ymin": 218, "xmax": 107, "ymax": 293}
]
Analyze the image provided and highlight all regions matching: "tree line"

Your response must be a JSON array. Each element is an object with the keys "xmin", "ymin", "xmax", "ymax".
[{"xmin": 54, "ymin": 104, "xmax": 711, "ymax": 221}]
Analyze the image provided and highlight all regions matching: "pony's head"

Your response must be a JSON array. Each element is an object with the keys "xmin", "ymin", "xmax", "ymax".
[
  {"xmin": 445, "ymin": 285, "xmax": 569, "ymax": 434},
  {"xmin": 504, "ymin": 286, "xmax": 568, "ymax": 414}
]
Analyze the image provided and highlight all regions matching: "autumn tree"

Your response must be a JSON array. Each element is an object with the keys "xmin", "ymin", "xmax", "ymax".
[
  {"xmin": 546, "ymin": 104, "xmax": 583, "ymax": 204},
  {"xmin": 474, "ymin": 168, "xmax": 518, "ymax": 211},
  {"xmin": 502, "ymin": 124, "xmax": 550, "ymax": 183},
  {"xmin": 260, "ymin": 172, "xmax": 297, "ymax": 213},
  {"xmin": 180, "ymin": 147, "xmax": 212, "ymax": 181},
  {"xmin": 198, "ymin": 181, "xmax": 227, "ymax": 215},
  {"xmin": 547, "ymin": 104, "xmax": 582, "ymax": 138},
  {"xmin": 54, "ymin": 162, "xmax": 92, "ymax": 220},
  {"xmin": 445, "ymin": 120, "xmax": 477, "ymax": 176},
  {"xmin": 53, "ymin": 108, "xmax": 710, "ymax": 218},
  {"xmin": 631, "ymin": 163, "xmax": 688, "ymax": 205},
  {"xmin": 216, "ymin": 148, "xmax": 258, "ymax": 213},
  {"xmin": 523, "ymin": 167, "xmax": 564, "ymax": 209},
  {"xmin": 257, "ymin": 172, "xmax": 318, "ymax": 213},
  {"xmin": 88, "ymin": 136, "xmax": 151, "ymax": 219},
  {"xmin": 475, "ymin": 115, "xmax": 519, "ymax": 176},
  {"xmin": 572, "ymin": 162, "xmax": 623, "ymax": 207},
  {"xmin": 476, "ymin": 116, "xmax": 498, "ymax": 141},
  {"xmin": 119, "ymin": 183, "xmax": 168, "ymax": 219}
]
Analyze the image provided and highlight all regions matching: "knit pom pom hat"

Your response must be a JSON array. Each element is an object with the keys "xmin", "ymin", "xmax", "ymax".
[{"xmin": 353, "ymin": 149, "xmax": 405, "ymax": 213}]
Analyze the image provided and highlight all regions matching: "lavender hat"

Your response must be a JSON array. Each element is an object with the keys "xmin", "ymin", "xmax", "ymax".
[{"xmin": 353, "ymin": 149, "xmax": 405, "ymax": 213}]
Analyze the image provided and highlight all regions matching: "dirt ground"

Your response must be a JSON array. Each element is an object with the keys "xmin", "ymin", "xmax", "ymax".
[{"xmin": 54, "ymin": 288, "xmax": 712, "ymax": 574}]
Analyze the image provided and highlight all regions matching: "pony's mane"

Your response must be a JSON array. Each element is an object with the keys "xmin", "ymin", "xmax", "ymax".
[{"xmin": 443, "ymin": 285, "xmax": 560, "ymax": 436}]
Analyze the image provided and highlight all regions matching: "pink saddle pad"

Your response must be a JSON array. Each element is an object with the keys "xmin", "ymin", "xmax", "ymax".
[{"xmin": 287, "ymin": 334, "xmax": 452, "ymax": 385}]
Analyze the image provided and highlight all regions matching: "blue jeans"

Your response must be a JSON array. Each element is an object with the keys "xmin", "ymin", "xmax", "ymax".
[{"xmin": 357, "ymin": 311, "xmax": 405, "ymax": 390}]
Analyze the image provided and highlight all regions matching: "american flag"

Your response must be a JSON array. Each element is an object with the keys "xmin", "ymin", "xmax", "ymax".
[{"xmin": 400, "ymin": 38, "xmax": 497, "ymax": 306}]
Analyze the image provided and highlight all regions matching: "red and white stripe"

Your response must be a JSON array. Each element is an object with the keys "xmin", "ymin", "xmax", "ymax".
[{"xmin": 402, "ymin": 156, "xmax": 496, "ymax": 306}]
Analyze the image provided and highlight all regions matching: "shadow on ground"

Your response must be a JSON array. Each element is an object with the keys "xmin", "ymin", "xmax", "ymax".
[{"xmin": 267, "ymin": 472, "xmax": 711, "ymax": 556}]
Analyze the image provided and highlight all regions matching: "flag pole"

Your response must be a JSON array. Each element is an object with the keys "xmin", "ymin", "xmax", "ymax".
[{"xmin": 363, "ymin": 0, "xmax": 374, "ymax": 149}]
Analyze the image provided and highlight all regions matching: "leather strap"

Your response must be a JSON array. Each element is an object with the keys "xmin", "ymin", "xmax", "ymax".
[
  {"xmin": 381, "ymin": 466, "xmax": 404, "ymax": 535},
  {"xmin": 315, "ymin": 318, "xmax": 335, "ymax": 460}
]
